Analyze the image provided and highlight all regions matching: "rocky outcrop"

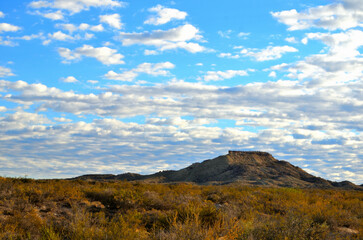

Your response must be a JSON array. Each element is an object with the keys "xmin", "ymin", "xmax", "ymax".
[{"xmin": 74, "ymin": 151, "xmax": 362, "ymax": 190}]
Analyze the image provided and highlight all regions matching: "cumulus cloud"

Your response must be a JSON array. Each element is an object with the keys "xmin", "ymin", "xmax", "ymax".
[
  {"xmin": 44, "ymin": 31, "xmax": 94, "ymax": 44},
  {"xmin": 201, "ymin": 70, "xmax": 249, "ymax": 81},
  {"xmin": 117, "ymin": 24, "xmax": 206, "ymax": 53},
  {"xmin": 18, "ymin": 33, "xmax": 44, "ymax": 41},
  {"xmin": 0, "ymin": 79, "xmax": 362, "ymax": 182},
  {"xmin": 0, "ymin": 23, "xmax": 21, "ymax": 33},
  {"xmin": 100, "ymin": 13, "xmax": 122, "ymax": 29},
  {"xmin": 40, "ymin": 10, "xmax": 64, "ymax": 20},
  {"xmin": 271, "ymin": 0, "xmax": 363, "ymax": 31},
  {"xmin": 272, "ymin": 30, "xmax": 363, "ymax": 86},
  {"xmin": 105, "ymin": 62, "xmax": 175, "ymax": 81},
  {"xmin": 241, "ymin": 45, "xmax": 298, "ymax": 61},
  {"xmin": 28, "ymin": 0, "xmax": 125, "ymax": 14},
  {"xmin": 56, "ymin": 23, "xmax": 104, "ymax": 33},
  {"xmin": 268, "ymin": 71, "xmax": 277, "ymax": 78},
  {"xmin": 144, "ymin": 49, "xmax": 158, "ymax": 55},
  {"xmin": 305, "ymin": 29, "xmax": 363, "ymax": 58},
  {"xmin": 48, "ymin": 31, "xmax": 74, "ymax": 41},
  {"xmin": 218, "ymin": 52, "xmax": 240, "ymax": 59},
  {"xmin": 144, "ymin": 5, "xmax": 187, "ymax": 25},
  {"xmin": 0, "ymin": 37, "xmax": 16, "ymax": 46},
  {"xmin": 53, "ymin": 117, "xmax": 72, "ymax": 122},
  {"xmin": 61, "ymin": 76, "xmax": 78, "ymax": 83},
  {"xmin": 1, "ymin": 33, "xmax": 46, "ymax": 46},
  {"xmin": 58, "ymin": 44, "xmax": 124, "ymax": 65},
  {"xmin": 0, "ymin": 11, "xmax": 5, "ymax": 18},
  {"xmin": 285, "ymin": 37, "xmax": 297, "ymax": 43},
  {"xmin": 0, "ymin": 66, "xmax": 15, "ymax": 77}
]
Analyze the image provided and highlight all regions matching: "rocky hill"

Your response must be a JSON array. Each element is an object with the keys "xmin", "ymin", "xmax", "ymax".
[{"xmin": 75, "ymin": 151, "xmax": 362, "ymax": 190}]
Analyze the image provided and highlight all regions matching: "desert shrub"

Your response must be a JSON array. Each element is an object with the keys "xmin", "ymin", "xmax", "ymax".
[
  {"xmin": 84, "ymin": 187, "xmax": 140, "ymax": 211},
  {"xmin": 142, "ymin": 209, "xmax": 172, "ymax": 230},
  {"xmin": 0, "ymin": 177, "xmax": 362, "ymax": 239}
]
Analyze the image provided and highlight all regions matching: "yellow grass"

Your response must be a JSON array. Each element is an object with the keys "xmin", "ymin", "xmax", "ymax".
[{"xmin": 0, "ymin": 177, "xmax": 362, "ymax": 239}]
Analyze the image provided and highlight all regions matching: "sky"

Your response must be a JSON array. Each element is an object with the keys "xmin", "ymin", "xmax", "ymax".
[{"xmin": 0, "ymin": 0, "xmax": 362, "ymax": 184}]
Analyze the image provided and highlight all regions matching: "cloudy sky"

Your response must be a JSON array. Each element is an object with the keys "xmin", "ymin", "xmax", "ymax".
[{"xmin": 0, "ymin": 0, "xmax": 362, "ymax": 183}]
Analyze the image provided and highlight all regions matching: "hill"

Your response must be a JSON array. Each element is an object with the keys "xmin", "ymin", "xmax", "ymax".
[{"xmin": 75, "ymin": 151, "xmax": 362, "ymax": 190}]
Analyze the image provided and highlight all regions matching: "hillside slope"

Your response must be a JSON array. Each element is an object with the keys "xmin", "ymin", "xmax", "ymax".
[{"xmin": 75, "ymin": 151, "xmax": 362, "ymax": 190}]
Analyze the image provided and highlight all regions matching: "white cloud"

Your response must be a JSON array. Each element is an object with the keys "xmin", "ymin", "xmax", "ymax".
[
  {"xmin": 0, "ymin": 33, "xmax": 45, "ymax": 46},
  {"xmin": 41, "ymin": 10, "xmax": 64, "ymax": 20},
  {"xmin": 306, "ymin": 29, "xmax": 363, "ymax": 58},
  {"xmin": 285, "ymin": 37, "xmax": 297, "ymax": 43},
  {"xmin": 0, "ymin": 23, "xmax": 21, "ymax": 33},
  {"xmin": 100, "ymin": 13, "xmax": 122, "ymax": 29},
  {"xmin": 57, "ymin": 23, "xmax": 77, "ymax": 32},
  {"xmin": 61, "ymin": 76, "xmax": 78, "ymax": 83},
  {"xmin": 84, "ymin": 33, "xmax": 94, "ymax": 40},
  {"xmin": 45, "ymin": 31, "xmax": 94, "ymax": 43},
  {"xmin": 0, "ymin": 79, "xmax": 362, "ymax": 182},
  {"xmin": 58, "ymin": 44, "xmax": 124, "ymax": 65},
  {"xmin": 56, "ymin": 23, "xmax": 104, "ymax": 33},
  {"xmin": 18, "ymin": 33, "xmax": 44, "ymax": 41},
  {"xmin": 135, "ymin": 62, "xmax": 175, "ymax": 76},
  {"xmin": 201, "ymin": 70, "xmax": 249, "ymax": 81},
  {"xmin": 29, "ymin": 0, "xmax": 125, "ymax": 14},
  {"xmin": 241, "ymin": 45, "xmax": 298, "ymax": 61},
  {"xmin": 144, "ymin": 49, "xmax": 158, "ymax": 55},
  {"xmin": 105, "ymin": 70, "xmax": 138, "ymax": 82},
  {"xmin": 87, "ymin": 80, "xmax": 98, "ymax": 84},
  {"xmin": 105, "ymin": 62, "xmax": 175, "ymax": 81},
  {"xmin": 0, "ymin": 66, "xmax": 15, "ymax": 77},
  {"xmin": 144, "ymin": 5, "xmax": 187, "ymax": 25},
  {"xmin": 120, "ymin": 24, "xmax": 200, "ymax": 44},
  {"xmin": 117, "ymin": 24, "xmax": 206, "ymax": 53},
  {"xmin": 0, "ymin": 37, "xmax": 16, "ymax": 46},
  {"xmin": 272, "ymin": 29, "xmax": 363, "ymax": 86},
  {"xmin": 268, "ymin": 71, "xmax": 277, "ymax": 78},
  {"xmin": 54, "ymin": 117, "xmax": 72, "ymax": 122},
  {"xmin": 271, "ymin": 0, "xmax": 363, "ymax": 31},
  {"xmin": 238, "ymin": 32, "xmax": 250, "ymax": 39},
  {"xmin": 160, "ymin": 41, "xmax": 205, "ymax": 53},
  {"xmin": 48, "ymin": 31, "xmax": 74, "ymax": 41},
  {"xmin": 218, "ymin": 52, "xmax": 240, "ymax": 59},
  {"xmin": 218, "ymin": 30, "xmax": 233, "ymax": 38},
  {"xmin": 0, "ymin": 11, "xmax": 4, "ymax": 18},
  {"xmin": 90, "ymin": 24, "xmax": 104, "ymax": 32}
]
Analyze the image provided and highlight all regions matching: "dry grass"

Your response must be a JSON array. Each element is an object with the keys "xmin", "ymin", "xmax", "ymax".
[{"xmin": 0, "ymin": 177, "xmax": 362, "ymax": 239}]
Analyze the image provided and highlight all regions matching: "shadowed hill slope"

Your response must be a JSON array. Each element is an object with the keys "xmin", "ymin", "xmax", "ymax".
[{"xmin": 75, "ymin": 151, "xmax": 362, "ymax": 190}]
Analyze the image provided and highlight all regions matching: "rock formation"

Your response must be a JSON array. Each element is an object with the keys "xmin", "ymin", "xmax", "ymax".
[{"xmin": 75, "ymin": 151, "xmax": 362, "ymax": 190}]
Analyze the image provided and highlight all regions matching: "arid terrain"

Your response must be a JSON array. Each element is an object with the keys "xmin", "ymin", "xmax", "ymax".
[
  {"xmin": 0, "ymin": 177, "xmax": 362, "ymax": 239},
  {"xmin": 0, "ymin": 151, "xmax": 362, "ymax": 239}
]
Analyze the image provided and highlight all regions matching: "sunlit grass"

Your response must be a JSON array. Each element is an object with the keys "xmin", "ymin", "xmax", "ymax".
[{"xmin": 0, "ymin": 177, "xmax": 361, "ymax": 239}]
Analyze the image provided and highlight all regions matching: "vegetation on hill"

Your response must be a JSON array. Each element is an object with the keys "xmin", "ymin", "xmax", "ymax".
[
  {"xmin": 0, "ymin": 177, "xmax": 362, "ymax": 239},
  {"xmin": 76, "ymin": 152, "xmax": 362, "ymax": 190}
]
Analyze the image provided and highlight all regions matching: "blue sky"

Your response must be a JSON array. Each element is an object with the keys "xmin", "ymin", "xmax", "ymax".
[{"xmin": 0, "ymin": 0, "xmax": 362, "ymax": 184}]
